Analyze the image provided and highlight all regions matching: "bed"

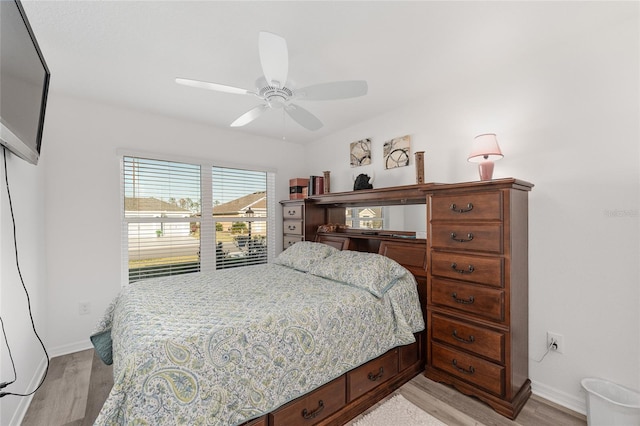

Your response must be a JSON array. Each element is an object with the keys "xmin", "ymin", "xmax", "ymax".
[{"xmin": 91, "ymin": 240, "xmax": 426, "ymax": 425}]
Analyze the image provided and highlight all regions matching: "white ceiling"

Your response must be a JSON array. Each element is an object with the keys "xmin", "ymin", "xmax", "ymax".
[{"xmin": 21, "ymin": 1, "xmax": 632, "ymax": 144}]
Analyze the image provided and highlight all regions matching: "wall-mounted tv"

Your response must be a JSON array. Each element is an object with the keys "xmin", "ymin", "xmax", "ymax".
[{"xmin": 0, "ymin": 0, "xmax": 50, "ymax": 165}]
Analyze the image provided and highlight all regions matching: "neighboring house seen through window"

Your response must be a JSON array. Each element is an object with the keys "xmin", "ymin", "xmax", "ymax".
[
  {"xmin": 122, "ymin": 155, "xmax": 274, "ymax": 283},
  {"xmin": 345, "ymin": 206, "xmax": 386, "ymax": 230}
]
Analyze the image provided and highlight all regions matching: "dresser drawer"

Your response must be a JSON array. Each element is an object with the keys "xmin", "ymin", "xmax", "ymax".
[
  {"xmin": 431, "ymin": 313, "xmax": 504, "ymax": 363},
  {"xmin": 430, "ymin": 278, "xmax": 504, "ymax": 322},
  {"xmin": 399, "ymin": 339, "xmax": 420, "ymax": 371},
  {"xmin": 430, "ymin": 223, "xmax": 502, "ymax": 253},
  {"xmin": 431, "ymin": 252, "xmax": 503, "ymax": 287},
  {"xmin": 430, "ymin": 192, "xmax": 502, "ymax": 221},
  {"xmin": 284, "ymin": 220, "xmax": 303, "ymax": 235},
  {"xmin": 242, "ymin": 416, "xmax": 267, "ymax": 426},
  {"xmin": 283, "ymin": 204, "xmax": 303, "ymax": 219},
  {"xmin": 284, "ymin": 235, "xmax": 303, "ymax": 248},
  {"xmin": 432, "ymin": 343, "xmax": 504, "ymax": 396},
  {"xmin": 270, "ymin": 376, "xmax": 345, "ymax": 425},
  {"xmin": 347, "ymin": 349, "xmax": 399, "ymax": 401}
]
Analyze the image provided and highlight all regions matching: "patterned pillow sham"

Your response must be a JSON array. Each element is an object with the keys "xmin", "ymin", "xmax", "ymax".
[
  {"xmin": 273, "ymin": 241, "xmax": 339, "ymax": 272},
  {"xmin": 308, "ymin": 250, "xmax": 407, "ymax": 297}
]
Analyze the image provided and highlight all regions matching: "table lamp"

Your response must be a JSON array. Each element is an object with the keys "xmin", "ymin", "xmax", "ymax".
[{"xmin": 468, "ymin": 133, "xmax": 503, "ymax": 180}]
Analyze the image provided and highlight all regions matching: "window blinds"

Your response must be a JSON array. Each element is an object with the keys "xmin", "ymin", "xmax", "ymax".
[
  {"xmin": 122, "ymin": 155, "xmax": 273, "ymax": 283},
  {"xmin": 123, "ymin": 157, "xmax": 202, "ymax": 282},
  {"xmin": 212, "ymin": 166, "xmax": 269, "ymax": 269}
]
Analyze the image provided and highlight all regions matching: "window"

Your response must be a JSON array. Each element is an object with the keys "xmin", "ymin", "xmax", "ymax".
[
  {"xmin": 212, "ymin": 166, "xmax": 269, "ymax": 269},
  {"xmin": 345, "ymin": 206, "xmax": 386, "ymax": 230},
  {"xmin": 122, "ymin": 154, "xmax": 275, "ymax": 283}
]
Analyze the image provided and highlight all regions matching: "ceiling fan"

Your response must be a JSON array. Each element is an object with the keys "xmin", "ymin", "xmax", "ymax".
[{"xmin": 176, "ymin": 31, "xmax": 368, "ymax": 131}]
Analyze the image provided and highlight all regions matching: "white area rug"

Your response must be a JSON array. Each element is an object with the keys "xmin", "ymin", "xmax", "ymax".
[{"xmin": 353, "ymin": 394, "xmax": 447, "ymax": 426}]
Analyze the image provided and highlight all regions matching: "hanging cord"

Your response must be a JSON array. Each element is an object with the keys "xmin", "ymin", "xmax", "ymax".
[
  {"xmin": 533, "ymin": 338, "xmax": 557, "ymax": 363},
  {"xmin": 0, "ymin": 147, "xmax": 50, "ymax": 398},
  {"xmin": 0, "ymin": 315, "xmax": 17, "ymax": 389}
]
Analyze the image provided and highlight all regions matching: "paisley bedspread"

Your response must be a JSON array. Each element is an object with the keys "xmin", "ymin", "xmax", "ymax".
[{"xmin": 93, "ymin": 263, "xmax": 424, "ymax": 425}]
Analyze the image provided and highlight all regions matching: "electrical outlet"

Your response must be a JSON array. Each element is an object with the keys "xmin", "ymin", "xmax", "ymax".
[
  {"xmin": 78, "ymin": 301, "xmax": 91, "ymax": 315},
  {"xmin": 547, "ymin": 331, "xmax": 564, "ymax": 354}
]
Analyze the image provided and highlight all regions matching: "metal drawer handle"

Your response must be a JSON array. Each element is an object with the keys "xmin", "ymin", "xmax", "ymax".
[
  {"xmin": 288, "ymin": 225, "xmax": 297, "ymax": 231},
  {"xmin": 367, "ymin": 367, "xmax": 384, "ymax": 382},
  {"xmin": 301, "ymin": 400, "xmax": 324, "ymax": 420},
  {"xmin": 287, "ymin": 210, "xmax": 296, "ymax": 216},
  {"xmin": 451, "ymin": 263, "xmax": 474, "ymax": 274},
  {"xmin": 450, "ymin": 232, "xmax": 474, "ymax": 243},
  {"xmin": 452, "ymin": 292, "xmax": 475, "ymax": 305},
  {"xmin": 450, "ymin": 203, "xmax": 473, "ymax": 213},
  {"xmin": 452, "ymin": 359, "xmax": 475, "ymax": 375},
  {"xmin": 452, "ymin": 329, "xmax": 475, "ymax": 344}
]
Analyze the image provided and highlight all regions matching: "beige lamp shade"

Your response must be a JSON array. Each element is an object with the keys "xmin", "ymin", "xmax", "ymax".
[{"xmin": 468, "ymin": 133, "xmax": 504, "ymax": 180}]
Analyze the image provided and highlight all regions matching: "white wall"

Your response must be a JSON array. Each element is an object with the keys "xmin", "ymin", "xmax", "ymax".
[
  {"xmin": 3, "ymin": 3, "xmax": 638, "ymax": 423},
  {"xmin": 40, "ymin": 94, "xmax": 305, "ymax": 357},
  {"xmin": 0, "ymin": 151, "xmax": 47, "ymax": 426},
  {"xmin": 304, "ymin": 10, "xmax": 639, "ymax": 413}
]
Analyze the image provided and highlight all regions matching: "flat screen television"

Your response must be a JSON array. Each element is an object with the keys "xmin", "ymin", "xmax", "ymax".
[{"xmin": 0, "ymin": 0, "xmax": 50, "ymax": 165}]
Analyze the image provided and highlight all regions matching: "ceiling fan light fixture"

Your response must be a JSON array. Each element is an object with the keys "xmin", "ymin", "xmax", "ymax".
[{"xmin": 176, "ymin": 31, "xmax": 367, "ymax": 131}]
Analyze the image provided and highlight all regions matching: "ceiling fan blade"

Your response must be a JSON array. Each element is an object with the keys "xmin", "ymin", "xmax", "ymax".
[
  {"xmin": 285, "ymin": 104, "xmax": 323, "ymax": 131},
  {"xmin": 175, "ymin": 77, "xmax": 253, "ymax": 96},
  {"xmin": 296, "ymin": 80, "xmax": 368, "ymax": 101},
  {"xmin": 230, "ymin": 104, "xmax": 269, "ymax": 127},
  {"xmin": 259, "ymin": 31, "xmax": 288, "ymax": 88}
]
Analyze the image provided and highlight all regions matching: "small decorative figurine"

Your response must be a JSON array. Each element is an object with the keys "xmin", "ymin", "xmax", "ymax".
[{"xmin": 353, "ymin": 173, "xmax": 373, "ymax": 191}]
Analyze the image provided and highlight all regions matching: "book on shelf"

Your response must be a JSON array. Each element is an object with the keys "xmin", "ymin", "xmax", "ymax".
[{"xmin": 308, "ymin": 175, "xmax": 324, "ymax": 196}]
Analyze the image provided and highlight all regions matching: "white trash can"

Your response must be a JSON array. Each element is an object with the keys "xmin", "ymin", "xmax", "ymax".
[{"xmin": 581, "ymin": 378, "xmax": 640, "ymax": 425}]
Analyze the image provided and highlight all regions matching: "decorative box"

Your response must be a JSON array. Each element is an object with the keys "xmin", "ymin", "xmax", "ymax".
[{"xmin": 289, "ymin": 178, "xmax": 309, "ymax": 199}]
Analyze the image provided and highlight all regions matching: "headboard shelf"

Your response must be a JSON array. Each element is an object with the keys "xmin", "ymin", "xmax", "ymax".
[
  {"xmin": 307, "ymin": 179, "xmax": 533, "ymax": 207},
  {"xmin": 309, "ymin": 183, "xmax": 430, "ymax": 206}
]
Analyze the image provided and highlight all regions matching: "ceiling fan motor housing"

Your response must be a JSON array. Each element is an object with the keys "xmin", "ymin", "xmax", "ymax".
[{"xmin": 259, "ymin": 85, "xmax": 293, "ymax": 107}]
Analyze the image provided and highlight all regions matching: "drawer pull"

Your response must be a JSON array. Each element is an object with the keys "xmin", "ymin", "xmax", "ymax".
[
  {"xmin": 451, "ymin": 262, "xmax": 475, "ymax": 274},
  {"xmin": 452, "ymin": 359, "xmax": 475, "ymax": 375},
  {"xmin": 367, "ymin": 367, "xmax": 384, "ymax": 381},
  {"xmin": 301, "ymin": 400, "xmax": 324, "ymax": 420},
  {"xmin": 287, "ymin": 210, "xmax": 296, "ymax": 216},
  {"xmin": 452, "ymin": 329, "xmax": 475, "ymax": 344},
  {"xmin": 450, "ymin": 232, "xmax": 474, "ymax": 243},
  {"xmin": 288, "ymin": 225, "xmax": 297, "ymax": 231},
  {"xmin": 450, "ymin": 202, "xmax": 474, "ymax": 213},
  {"xmin": 452, "ymin": 292, "xmax": 475, "ymax": 305}
]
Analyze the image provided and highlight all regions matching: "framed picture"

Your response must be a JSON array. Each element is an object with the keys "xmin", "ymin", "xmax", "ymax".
[
  {"xmin": 350, "ymin": 138, "xmax": 371, "ymax": 167},
  {"xmin": 383, "ymin": 135, "xmax": 411, "ymax": 169}
]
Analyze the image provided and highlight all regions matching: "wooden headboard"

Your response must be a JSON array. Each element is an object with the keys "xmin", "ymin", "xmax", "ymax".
[
  {"xmin": 315, "ymin": 233, "xmax": 351, "ymax": 250},
  {"xmin": 315, "ymin": 232, "xmax": 426, "ymax": 278}
]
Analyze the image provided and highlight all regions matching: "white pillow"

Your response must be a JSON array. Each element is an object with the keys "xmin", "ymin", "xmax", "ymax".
[
  {"xmin": 308, "ymin": 250, "xmax": 407, "ymax": 297},
  {"xmin": 273, "ymin": 241, "xmax": 339, "ymax": 272}
]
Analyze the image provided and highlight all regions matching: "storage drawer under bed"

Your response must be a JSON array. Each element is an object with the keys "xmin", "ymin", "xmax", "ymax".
[{"xmin": 269, "ymin": 376, "xmax": 346, "ymax": 425}]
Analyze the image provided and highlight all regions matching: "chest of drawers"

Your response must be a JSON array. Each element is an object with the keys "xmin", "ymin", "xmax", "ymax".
[
  {"xmin": 280, "ymin": 199, "xmax": 345, "ymax": 249},
  {"xmin": 425, "ymin": 179, "xmax": 533, "ymax": 419},
  {"xmin": 280, "ymin": 199, "xmax": 325, "ymax": 248}
]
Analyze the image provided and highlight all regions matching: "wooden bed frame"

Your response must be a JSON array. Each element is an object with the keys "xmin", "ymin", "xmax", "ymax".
[{"xmin": 243, "ymin": 232, "xmax": 428, "ymax": 426}]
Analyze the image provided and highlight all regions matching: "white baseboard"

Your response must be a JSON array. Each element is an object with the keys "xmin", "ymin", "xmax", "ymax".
[
  {"xmin": 531, "ymin": 379, "xmax": 587, "ymax": 416},
  {"xmin": 48, "ymin": 339, "xmax": 93, "ymax": 358},
  {"xmin": 8, "ymin": 340, "xmax": 93, "ymax": 425},
  {"xmin": 8, "ymin": 355, "xmax": 47, "ymax": 426}
]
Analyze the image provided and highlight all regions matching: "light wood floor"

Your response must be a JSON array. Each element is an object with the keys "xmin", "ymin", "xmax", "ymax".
[{"xmin": 22, "ymin": 349, "xmax": 586, "ymax": 426}]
